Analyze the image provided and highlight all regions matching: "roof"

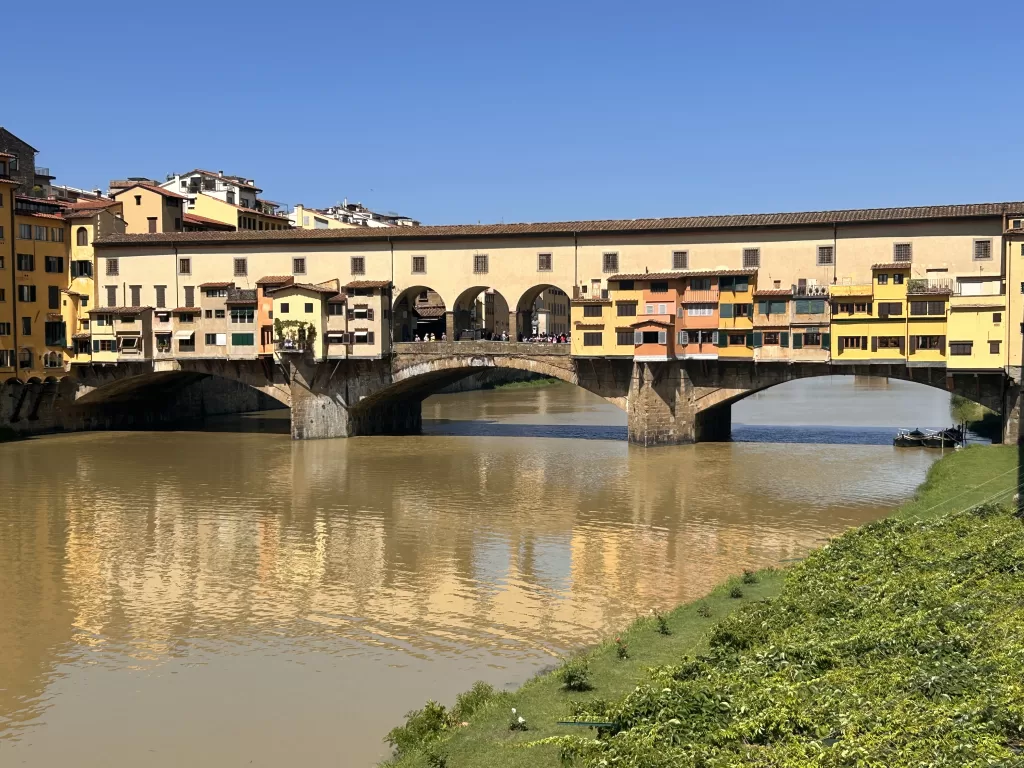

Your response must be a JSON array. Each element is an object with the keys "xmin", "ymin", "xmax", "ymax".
[
  {"xmin": 871, "ymin": 262, "xmax": 913, "ymax": 270},
  {"xmin": 199, "ymin": 282, "xmax": 234, "ymax": 289},
  {"xmin": 172, "ymin": 307, "xmax": 200, "ymax": 313},
  {"xmin": 753, "ymin": 289, "xmax": 793, "ymax": 297},
  {"xmin": 64, "ymin": 201, "xmax": 119, "ymax": 220},
  {"xmin": 345, "ymin": 280, "xmax": 391, "ymax": 289},
  {"xmin": 21, "ymin": 211, "xmax": 65, "ymax": 220},
  {"xmin": 226, "ymin": 289, "xmax": 257, "ymax": 304},
  {"xmin": 326, "ymin": 293, "xmax": 347, "ymax": 304},
  {"xmin": 256, "ymin": 275, "xmax": 294, "ymax": 286},
  {"xmin": 177, "ymin": 169, "xmax": 261, "ymax": 192},
  {"xmin": 111, "ymin": 182, "xmax": 186, "ymax": 200},
  {"xmin": 266, "ymin": 282, "xmax": 338, "ymax": 295},
  {"xmin": 1006, "ymin": 228, "xmax": 1024, "ymax": 236},
  {"xmin": 631, "ymin": 319, "xmax": 674, "ymax": 328},
  {"xmin": 572, "ymin": 298, "xmax": 612, "ymax": 304},
  {"xmin": 87, "ymin": 306, "xmax": 151, "ymax": 315},
  {"xmin": 71, "ymin": 332, "xmax": 90, "ymax": 340},
  {"xmin": 0, "ymin": 129, "xmax": 38, "ymax": 152},
  {"xmin": 93, "ymin": 200, "xmax": 1024, "ymax": 248},
  {"xmin": 0, "ymin": 151, "xmax": 14, "ymax": 159},
  {"xmin": 609, "ymin": 268, "xmax": 757, "ymax": 281},
  {"xmin": 413, "ymin": 304, "xmax": 445, "ymax": 317},
  {"xmin": 183, "ymin": 213, "xmax": 236, "ymax": 231}
]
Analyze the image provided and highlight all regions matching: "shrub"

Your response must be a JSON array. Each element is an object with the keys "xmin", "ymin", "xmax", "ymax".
[
  {"xmin": 729, "ymin": 585, "xmax": 743, "ymax": 599},
  {"xmin": 452, "ymin": 681, "xmax": 497, "ymax": 722},
  {"xmin": 384, "ymin": 700, "xmax": 451, "ymax": 757},
  {"xmin": 696, "ymin": 602, "xmax": 712, "ymax": 618},
  {"xmin": 741, "ymin": 569, "xmax": 759, "ymax": 584},
  {"xmin": 559, "ymin": 657, "xmax": 592, "ymax": 691},
  {"xmin": 654, "ymin": 611, "xmax": 671, "ymax": 635},
  {"xmin": 615, "ymin": 637, "xmax": 629, "ymax": 660},
  {"xmin": 508, "ymin": 707, "xmax": 528, "ymax": 731}
]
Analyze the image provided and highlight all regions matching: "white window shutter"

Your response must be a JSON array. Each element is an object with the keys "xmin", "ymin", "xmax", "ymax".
[
  {"xmin": 634, "ymin": 330, "xmax": 642, "ymax": 345},
  {"xmin": 713, "ymin": 330, "xmax": 719, "ymax": 345},
  {"xmin": 658, "ymin": 330, "xmax": 667, "ymax": 345}
]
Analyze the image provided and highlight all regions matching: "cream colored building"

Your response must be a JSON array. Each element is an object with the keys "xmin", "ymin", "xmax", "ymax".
[{"xmin": 110, "ymin": 183, "xmax": 185, "ymax": 233}]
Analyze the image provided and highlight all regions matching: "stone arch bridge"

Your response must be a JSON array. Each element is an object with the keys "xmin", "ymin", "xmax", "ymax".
[{"xmin": 3, "ymin": 342, "xmax": 1016, "ymax": 444}]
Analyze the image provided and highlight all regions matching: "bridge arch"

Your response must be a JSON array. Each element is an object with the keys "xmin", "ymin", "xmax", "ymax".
[
  {"xmin": 393, "ymin": 284, "xmax": 447, "ymax": 342},
  {"xmin": 514, "ymin": 283, "xmax": 572, "ymax": 339},
  {"xmin": 450, "ymin": 285, "xmax": 512, "ymax": 340}
]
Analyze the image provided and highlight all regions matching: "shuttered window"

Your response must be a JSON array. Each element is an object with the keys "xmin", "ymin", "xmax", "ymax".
[{"xmin": 583, "ymin": 332, "xmax": 602, "ymax": 346}]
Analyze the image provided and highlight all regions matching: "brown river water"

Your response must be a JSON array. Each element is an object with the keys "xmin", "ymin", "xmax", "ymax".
[{"xmin": 0, "ymin": 376, "xmax": 954, "ymax": 766}]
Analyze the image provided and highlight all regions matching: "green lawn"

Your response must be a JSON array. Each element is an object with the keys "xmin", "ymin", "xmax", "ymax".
[{"xmin": 382, "ymin": 444, "xmax": 1022, "ymax": 768}]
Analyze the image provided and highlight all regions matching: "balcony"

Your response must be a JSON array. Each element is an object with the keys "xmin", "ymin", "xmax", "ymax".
[
  {"xmin": 792, "ymin": 284, "xmax": 829, "ymax": 297},
  {"xmin": 907, "ymin": 278, "xmax": 954, "ymax": 296},
  {"xmin": 829, "ymin": 284, "xmax": 873, "ymax": 298},
  {"xmin": 680, "ymin": 288, "xmax": 719, "ymax": 304}
]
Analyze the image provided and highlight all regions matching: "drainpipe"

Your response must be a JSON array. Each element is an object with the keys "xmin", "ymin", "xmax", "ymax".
[
  {"xmin": 832, "ymin": 222, "xmax": 838, "ymax": 284},
  {"xmin": 9, "ymin": 199, "xmax": 17, "ymax": 379},
  {"xmin": 388, "ymin": 235, "xmax": 394, "ymax": 348},
  {"xmin": 573, "ymin": 231, "xmax": 578, "ymax": 296}
]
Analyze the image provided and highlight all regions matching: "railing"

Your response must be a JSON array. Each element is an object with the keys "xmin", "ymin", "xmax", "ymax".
[
  {"xmin": 907, "ymin": 278, "xmax": 954, "ymax": 295},
  {"xmin": 681, "ymin": 289, "xmax": 719, "ymax": 303},
  {"xmin": 792, "ymin": 284, "xmax": 829, "ymax": 297},
  {"xmin": 829, "ymin": 284, "xmax": 873, "ymax": 297},
  {"xmin": 36, "ymin": 167, "xmax": 50, "ymax": 176}
]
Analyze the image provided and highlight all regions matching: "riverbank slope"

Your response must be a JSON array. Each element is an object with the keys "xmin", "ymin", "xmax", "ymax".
[{"xmin": 381, "ymin": 445, "xmax": 1022, "ymax": 767}]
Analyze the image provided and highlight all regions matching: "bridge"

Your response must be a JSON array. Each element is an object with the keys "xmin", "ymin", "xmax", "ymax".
[{"xmin": 4, "ymin": 342, "xmax": 1014, "ymax": 444}]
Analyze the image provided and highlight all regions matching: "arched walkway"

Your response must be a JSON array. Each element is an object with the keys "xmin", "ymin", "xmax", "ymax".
[
  {"xmin": 450, "ymin": 286, "xmax": 511, "ymax": 340},
  {"xmin": 393, "ymin": 285, "xmax": 447, "ymax": 342},
  {"xmin": 514, "ymin": 283, "xmax": 572, "ymax": 339}
]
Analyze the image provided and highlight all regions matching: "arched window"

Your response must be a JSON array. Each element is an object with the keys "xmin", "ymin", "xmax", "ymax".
[{"xmin": 76, "ymin": 227, "xmax": 88, "ymax": 246}]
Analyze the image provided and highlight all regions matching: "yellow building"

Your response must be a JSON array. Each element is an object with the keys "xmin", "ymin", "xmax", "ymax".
[
  {"xmin": 906, "ymin": 272, "xmax": 950, "ymax": 366},
  {"xmin": 13, "ymin": 196, "xmax": 70, "ymax": 378},
  {"xmin": 290, "ymin": 204, "xmax": 355, "ymax": 230},
  {"xmin": 110, "ymin": 183, "xmax": 185, "ymax": 233},
  {"xmin": 569, "ymin": 297, "xmax": 617, "ymax": 356},
  {"xmin": 0, "ymin": 153, "xmax": 17, "ymax": 375},
  {"xmin": 716, "ymin": 270, "xmax": 756, "ymax": 359},
  {"xmin": 191, "ymin": 193, "xmax": 290, "ymax": 232},
  {"xmin": 64, "ymin": 200, "xmax": 126, "ymax": 364},
  {"xmin": 947, "ymin": 293, "xmax": 1005, "ymax": 370},
  {"xmin": 269, "ymin": 282, "xmax": 338, "ymax": 361}
]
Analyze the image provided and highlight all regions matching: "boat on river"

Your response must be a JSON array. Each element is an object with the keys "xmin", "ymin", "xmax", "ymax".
[{"xmin": 893, "ymin": 427, "xmax": 963, "ymax": 448}]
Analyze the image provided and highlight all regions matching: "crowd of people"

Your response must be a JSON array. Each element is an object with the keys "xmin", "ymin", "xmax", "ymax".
[{"xmin": 409, "ymin": 330, "xmax": 570, "ymax": 343}]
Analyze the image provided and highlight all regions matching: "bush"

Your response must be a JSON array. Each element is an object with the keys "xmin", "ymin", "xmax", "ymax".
[
  {"xmin": 696, "ymin": 602, "xmax": 712, "ymax": 618},
  {"xmin": 741, "ymin": 569, "xmax": 759, "ymax": 584},
  {"xmin": 654, "ymin": 611, "xmax": 671, "ymax": 635},
  {"xmin": 614, "ymin": 637, "xmax": 629, "ymax": 660},
  {"xmin": 729, "ymin": 585, "xmax": 743, "ymax": 599},
  {"xmin": 384, "ymin": 700, "xmax": 451, "ymax": 757},
  {"xmin": 452, "ymin": 681, "xmax": 497, "ymax": 722},
  {"xmin": 559, "ymin": 657, "xmax": 592, "ymax": 692}
]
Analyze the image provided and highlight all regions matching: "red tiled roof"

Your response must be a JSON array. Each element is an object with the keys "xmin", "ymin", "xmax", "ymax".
[
  {"xmin": 199, "ymin": 282, "xmax": 234, "ymax": 289},
  {"xmin": 1004, "ymin": 228, "xmax": 1024, "ymax": 235},
  {"xmin": 610, "ymin": 268, "xmax": 757, "ymax": 281},
  {"xmin": 266, "ymin": 282, "xmax": 337, "ymax": 295},
  {"xmin": 171, "ymin": 307, "xmax": 200, "ymax": 313},
  {"xmin": 345, "ymin": 280, "xmax": 391, "ymax": 289},
  {"xmin": 571, "ymin": 298, "xmax": 612, "ymax": 304},
  {"xmin": 95, "ymin": 201, "xmax": 1024, "ymax": 249},
  {"xmin": 71, "ymin": 332, "xmax": 91, "ymax": 340},
  {"xmin": 86, "ymin": 306, "xmax": 152, "ymax": 315},
  {"xmin": 327, "ymin": 293, "xmax": 347, "ymax": 303},
  {"xmin": 631, "ymin": 319, "xmax": 674, "ymax": 327},
  {"xmin": 183, "ymin": 213, "xmax": 236, "ymax": 231},
  {"xmin": 871, "ymin": 262, "xmax": 912, "ymax": 270},
  {"xmin": 255, "ymin": 275, "xmax": 294, "ymax": 285},
  {"xmin": 111, "ymin": 182, "xmax": 186, "ymax": 200},
  {"xmin": 22, "ymin": 211, "xmax": 65, "ymax": 220},
  {"xmin": 753, "ymin": 289, "xmax": 793, "ymax": 296},
  {"xmin": 413, "ymin": 304, "xmax": 444, "ymax": 316}
]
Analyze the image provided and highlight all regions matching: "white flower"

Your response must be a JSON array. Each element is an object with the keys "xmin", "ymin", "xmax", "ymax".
[
  {"xmin": 518, "ymin": 717, "xmax": 525, "ymax": 724},
  {"xmin": 511, "ymin": 708, "xmax": 516, "ymax": 715}
]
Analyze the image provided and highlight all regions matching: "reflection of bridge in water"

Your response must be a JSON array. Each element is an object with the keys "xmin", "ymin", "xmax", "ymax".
[{"xmin": 8, "ymin": 340, "xmax": 1011, "ymax": 445}]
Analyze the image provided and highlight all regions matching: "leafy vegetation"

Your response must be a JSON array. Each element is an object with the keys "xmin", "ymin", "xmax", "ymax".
[
  {"xmin": 950, "ymin": 394, "xmax": 1001, "ymax": 441},
  {"xmin": 380, "ymin": 446, "xmax": 1022, "ymax": 768},
  {"xmin": 558, "ymin": 657, "xmax": 593, "ymax": 692}
]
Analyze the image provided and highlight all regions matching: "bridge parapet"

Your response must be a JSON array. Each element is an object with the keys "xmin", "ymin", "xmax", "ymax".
[{"xmin": 393, "ymin": 341, "xmax": 570, "ymax": 357}]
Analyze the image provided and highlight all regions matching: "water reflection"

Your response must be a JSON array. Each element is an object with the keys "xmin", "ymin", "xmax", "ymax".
[{"xmin": 0, "ymin": 376, "xmax": 950, "ymax": 766}]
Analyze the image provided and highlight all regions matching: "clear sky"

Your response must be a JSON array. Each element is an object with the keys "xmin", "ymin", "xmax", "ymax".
[{"xmin": 6, "ymin": 0, "xmax": 1022, "ymax": 224}]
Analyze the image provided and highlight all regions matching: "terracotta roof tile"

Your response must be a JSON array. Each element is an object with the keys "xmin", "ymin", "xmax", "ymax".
[
  {"xmin": 171, "ymin": 307, "xmax": 200, "ymax": 313},
  {"xmin": 199, "ymin": 282, "xmax": 234, "ymax": 289},
  {"xmin": 753, "ymin": 289, "xmax": 793, "ymax": 296},
  {"xmin": 871, "ymin": 262, "xmax": 912, "ymax": 270},
  {"xmin": 345, "ymin": 280, "xmax": 391, "ymax": 289},
  {"xmin": 610, "ymin": 268, "xmax": 757, "ymax": 281},
  {"xmin": 413, "ymin": 304, "xmax": 445, "ymax": 317},
  {"xmin": 327, "ymin": 293, "xmax": 347, "ymax": 303},
  {"xmin": 266, "ymin": 282, "xmax": 337, "ymax": 295},
  {"xmin": 183, "ymin": 213, "xmax": 236, "ymax": 230},
  {"xmin": 111, "ymin": 182, "xmax": 186, "ymax": 200},
  {"xmin": 87, "ymin": 306, "xmax": 152, "ymax": 315},
  {"xmin": 95, "ymin": 201, "xmax": 1024, "ymax": 248},
  {"xmin": 71, "ymin": 332, "xmax": 91, "ymax": 340},
  {"xmin": 255, "ymin": 275, "xmax": 294, "ymax": 285}
]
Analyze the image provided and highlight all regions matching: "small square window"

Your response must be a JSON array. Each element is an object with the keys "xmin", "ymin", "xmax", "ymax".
[
  {"xmin": 877, "ymin": 273, "xmax": 888, "ymax": 285},
  {"xmin": 293, "ymin": 257, "xmax": 306, "ymax": 275},
  {"xmin": 304, "ymin": 303, "xmax": 313, "ymax": 313},
  {"xmin": 473, "ymin": 254, "xmax": 488, "ymax": 274},
  {"xmin": 179, "ymin": 258, "xmax": 191, "ymax": 275},
  {"xmin": 990, "ymin": 340, "xmax": 1001, "ymax": 354},
  {"xmin": 602, "ymin": 252, "xmax": 618, "ymax": 272},
  {"xmin": 742, "ymin": 248, "xmax": 760, "ymax": 269},
  {"xmin": 672, "ymin": 251, "xmax": 688, "ymax": 270},
  {"xmin": 351, "ymin": 256, "xmax": 365, "ymax": 275},
  {"xmin": 537, "ymin": 253, "xmax": 552, "ymax": 271},
  {"xmin": 993, "ymin": 312, "xmax": 1002, "ymax": 323},
  {"xmin": 106, "ymin": 258, "xmax": 119, "ymax": 276},
  {"xmin": 411, "ymin": 256, "xmax": 425, "ymax": 274},
  {"xmin": 817, "ymin": 245, "xmax": 834, "ymax": 266},
  {"xmin": 893, "ymin": 243, "xmax": 912, "ymax": 262},
  {"xmin": 280, "ymin": 303, "xmax": 289, "ymax": 314},
  {"xmin": 973, "ymin": 239, "xmax": 992, "ymax": 261},
  {"xmin": 234, "ymin": 258, "xmax": 247, "ymax": 276}
]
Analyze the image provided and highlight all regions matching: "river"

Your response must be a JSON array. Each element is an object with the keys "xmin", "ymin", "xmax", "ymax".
[{"xmin": 0, "ymin": 376, "xmax": 955, "ymax": 766}]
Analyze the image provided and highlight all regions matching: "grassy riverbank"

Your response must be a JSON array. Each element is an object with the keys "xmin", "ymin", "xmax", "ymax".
[
  {"xmin": 381, "ymin": 445, "xmax": 1022, "ymax": 767},
  {"xmin": 487, "ymin": 376, "xmax": 561, "ymax": 390}
]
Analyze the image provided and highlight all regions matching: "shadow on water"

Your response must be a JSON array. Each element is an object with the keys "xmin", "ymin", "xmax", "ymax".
[{"xmin": 422, "ymin": 419, "xmax": 628, "ymax": 441}]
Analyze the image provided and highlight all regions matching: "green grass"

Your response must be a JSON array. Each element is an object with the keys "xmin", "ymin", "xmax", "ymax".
[
  {"xmin": 381, "ymin": 445, "xmax": 1021, "ymax": 768},
  {"xmin": 487, "ymin": 376, "xmax": 561, "ymax": 390}
]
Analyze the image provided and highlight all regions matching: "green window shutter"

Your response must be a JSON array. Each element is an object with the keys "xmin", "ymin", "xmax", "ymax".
[
  {"xmin": 753, "ymin": 331, "xmax": 763, "ymax": 348},
  {"xmin": 770, "ymin": 301, "xmax": 787, "ymax": 315},
  {"xmin": 822, "ymin": 332, "xmax": 831, "ymax": 351},
  {"xmin": 795, "ymin": 299, "xmax": 810, "ymax": 314},
  {"xmin": 720, "ymin": 303, "xmax": 733, "ymax": 319},
  {"xmin": 757, "ymin": 301, "xmax": 767, "ymax": 315},
  {"xmin": 718, "ymin": 331, "xmax": 728, "ymax": 348},
  {"xmin": 746, "ymin": 331, "xmax": 754, "ymax": 348},
  {"xmin": 810, "ymin": 300, "xmax": 825, "ymax": 314},
  {"xmin": 747, "ymin": 304, "xmax": 755, "ymax": 318},
  {"xmin": 780, "ymin": 331, "xmax": 789, "ymax": 348},
  {"xmin": 792, "ymin": 333, "xmax": 803, "ymax": 349}
]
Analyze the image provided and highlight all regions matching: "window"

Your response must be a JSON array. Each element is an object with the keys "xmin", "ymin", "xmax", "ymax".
[
  {"xmin": 204, "ymin": 333, "xmax": 225, "ymax": 346},
  {"xmin": 650, "ymin": 281, "xmax": 669, "ymax": 293},
  {"xmin": 351, "ymin": 256, "xmax": 366, "ymax": 275},
  {"xmin": 134, "ymin": 195, "xmax": 142, "ymax": 206},
  {"xmin": 51, "ymin": 227, "xmax": 64, "ymax": 242},
  {"xmin": 616, "ymin": 302, "xmax": 637, "ymax": 316},
  {"xmin": 719, "ymin": 275, "xmax": 749, "ymax": 292},
  {"xmin": 854, "ymin": 302, "xmax": 870, "ymax": 313},
  {"xmin": 0, "ymin": 322, "xmax": 9, "ymax": 335},
  {"xmin": 16, "ymin": 253, "xmax": 34, "ymax": 271},
  {"xmin": 34, "ymin": 226, "xmax": 48, "ymax": 241},
  {"xmin": 174, "ymin": 217, "xmax": 181, "ymax": 230},
  {"xmin": 909, "ymin": 301, "xmax": 945, "ymax": 316},
  {"xmin": 71, "ymin": 260, "xmax": 93, "ymax": 278},
  {"xmin": 48, "ymin": 285, "xmax": 60, "ymax": 309},
  {"xmin": 893, "ymin": 243, "xmax": 912, "ymax": 262},
  {"xmin": 205, "ymin": 309, "xmax": 213, "ymax": 319},
  {"xmin": 328, "ymin": 302, "xmax": 345, "ymax": 316},
  {"xmin": 742, "ymin": 248, "xmax": 760, "ymax": 268},
  {"xmin": 689, "ymin": 277, "xmax": 712, "ymax": 291},
  {"xmin": 0, "ymin": 227, "xmax": 3, "ymax": 241},
  {"xmin": 877, "ymin": 301, "xmax": 902, "ymax": 318},
  {"xmin": 17, "ymin": 285, "xmax": 36, "ymax": 302},
  {"xmin": 43, "ymin": 256, "xmax": 63, "ymax": 274},
  {"xmin": 80, "ymin": 296, "xmax": 88, "ymax": 307},
  {"xmin": 993, "ymin": 312, "xmax": 1002, "ymax": 323},
  {"xmin": 179, "ymin": 258, "xmax": 191, "ymax": 275},
  {"xmin": 147, "ymin": 217, "xmax": 157, "ymax": 233},
  {"xmin": 304, "ymin": 302, "xmax": 313, "ymax": 313},
  {"xmin": 44, "ymin": 321, "xmax": 65, "ymax": 346},
  {"xmin": 723, "ymin": 333, "xmax": 744, "ymax": 346},
  {"xmin": 914, "ymin": 335, "xmax": 942, "ymax": 350},
  {"xmin": 130, "ymin": 286, "xmax": 141, "ymax": 307},
  {"xmin": 672, "ymin": 251, "xmax": 688, "ymax": 269},
  {"xmin": 215, "ymin": 309, "xmax": 225, "ymax": 318},
  {"xmin": 234, "ymin": 258, "xmax": 247, "ymax": 277},
  {"xmin": 973, "ymin": 239, "xmax": 992, "ymax": 261},
  {"xmin": 617, "ymin": 280, "xmax": 634, "ymax": 290},
  {"xmin": 877, "ymin": 273, "xmax": 888, "ymax": 285},
  {"xmin": 184, "ymin": 286, "xmax": 195, "ymax": 307},
  {"xmin": 583, "ymin": 304, "xmax": 603, "ymax": 317},
  {"xmin": 803, "ymin": 331, "xmax": 822, "ymax": 346},
  {"xmin": 685, "ymin": 304, "xmax": 712, "ymax": 317},
  {"xmin": 645, "ymin": 303, "xmax": 654, "ymax": 314},
  {"xmin": 538, "ymin": 253, "xmax": 552, "ymax": 271},
  {"xmin": 794, "ymin": 299, "xmax": 826, "ymax": 314},
  {"xmin": 763, "ymin": 332, "xmax": 780, "ymax": 345},
  {"xmin": 106, "ymin": 286, "xmax": 117, "ymax": 307},
  {"xmin": 734, "ymin": 303, "xmax": 751, "ymax": 318},
  {"xmin": 583, "ymin": 332, "xmax": 603, "ymax": 347},
  {"xmin": 22, "ymin": 317, "xmax": 31, "ymax": 335},
  {"xmin": 602, "ymin": 252, "xmax": 618, "ymax": 272},
  {"xmin": 292, "ymin": 257, "xmax": 306, "ymax": 274},
  {"xmin": 614, "ymin": 330, "xmax": 633, "ymax": 345},
  {"xmin": 230, "ymin": 307, "xmax": 255, "ymax": 323},
  {"xmin": 155, "ymin": 285, "xmax": 166, "ymax": 308},
  {"xmin": 877, "ymin": 336, "xmax": 902, "ymax": 349},
  {"xmin": 93, "ymin": 339, "xmax": 114, "ymax": 353},
  {"xmin": 231, "ymin": 333, "xmax": 255, "ymax": 346},
  {"xmin": 817, "ymin": 245, "xmax": 834, "ymax": 266},
  {"xmin": 18, "ymin": 223, "xmax": 31, "ymax": 239},
  {"xmin": 473, "ymin": 254, "xmax": 488, "ymax": 273},
  {"xmin": 0, "ymin": 289, "xmax": 4, "ymax": 301},
  {"xmin": 411, "ymin": 256, "xmax": 425, "ymax": 274},
  {"xmin": 839, "ymin": 336, "xmax": 864, "ymax": 350},
  {"xmin": 280, "ymin": 303, "xmax": 290, "ymax": 314},
  {"xmin": 103, "ymin": 258, "xmax": 119, "ymax": 277}
]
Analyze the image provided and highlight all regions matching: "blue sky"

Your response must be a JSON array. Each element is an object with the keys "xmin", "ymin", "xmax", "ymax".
[{"xmin": 7, "ymin": 1, "xmax": 1022, "ymax": 224}]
